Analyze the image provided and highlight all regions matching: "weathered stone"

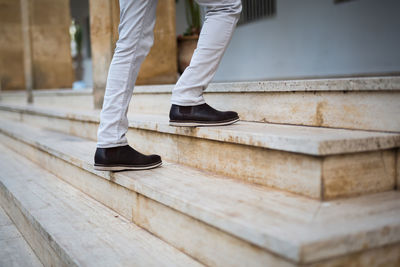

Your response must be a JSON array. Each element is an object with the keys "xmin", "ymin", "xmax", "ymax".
[
  {"xmin": 309, "ymin": 243, "xmax": 400, "ymax": 267},
  {"xmin": 20, "ymin": 0, "xmax": 33, "ymax": 102},
  {"xmin": 127, "ymin": 77, "xmax": 400, "ymax": 132},
  {"xmin": 0, "ymin": 144, "xmax": 200, "ymax": 267},
  {"xmin": 1, "ymin": 125, "xmax": 400, "ymax": 266},
  {"xmin": 89, "ymin": 0, "xmax": 177, "ymax": 108},
  {"xmin": 322, "ymin": 150, "xmax": 396, "ymax": 199},
  {"xmin": 89, "ymin": 0, "xmax": 119, "ymax": 109},
  {"xmin": 1, "ymin": 104, "xmax": 399, "ymax": 200},
  {"xmin": 0, "ymin": 0, "xmax": 25, "ymax": 90},
  {"xmin": 136, "ymin": 0, "xmax": 178, "ymax": 85},
  {"xmin": 397, "ymin": 149, "xmax": 400, "ymax": 190},
  {"xmin": 30, "ymin": 0, "xmax": 74, "ymax": 89},
  {"xmin": 0, "ymin": 207, "xmax": 43, "ymax": 267}
]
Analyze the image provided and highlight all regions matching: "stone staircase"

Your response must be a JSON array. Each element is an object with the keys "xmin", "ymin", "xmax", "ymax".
[{"xmin": 0, "ymin": 76, "xmax": 399, "ymax": 266}]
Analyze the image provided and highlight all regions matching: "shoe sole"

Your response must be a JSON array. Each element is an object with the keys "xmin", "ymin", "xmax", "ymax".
[
  {"xmin": 169, "ymin": 118, "xmax": 239, "ymax": 127},
  {"xmin": 93, "ymin": 161, "xmax": 162, "ymax": 171}
]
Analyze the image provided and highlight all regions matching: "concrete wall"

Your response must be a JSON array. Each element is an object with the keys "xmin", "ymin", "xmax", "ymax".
[{"xmin": 212, "ymin": 0, "xmax": 400, "ymax": 82}]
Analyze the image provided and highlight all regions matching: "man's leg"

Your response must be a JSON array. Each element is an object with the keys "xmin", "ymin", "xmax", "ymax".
[
  {"xmin": 95, "ymin": 0, "xmax": 161, "ymax": 171},
  {"xmin": 169, "ymin": 0, "xmax": 242, "ymax": 126}
]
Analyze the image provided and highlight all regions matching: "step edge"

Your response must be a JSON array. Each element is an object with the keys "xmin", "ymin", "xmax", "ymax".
[
  {"xmin": 0, "ymin": 178, "xmax": 80, "ymax": 267},
  {"xmin": 0, "ymin": 120, "xmax": 303, "ymax": 263},
  {"xmin": 1, "ymin": 120, "xmax": 399, "ymax": 264},
  {"xmin": 1, "ymin": 103, "xmax": 399, "ymax": 156},
  {"xmin": 0, "ymin": 206, "xmax": 45, "ymax": 267},
  {"xmin": 0, "ymin": 144, "xmax": 203, "ymax": 267},
  {"xmin": 132, "ymin": 76, "xmax": 400, "ymax": 94},
  {"xmin": 1, "ymin": 77, "xmax": 399, "ymax": 97}
]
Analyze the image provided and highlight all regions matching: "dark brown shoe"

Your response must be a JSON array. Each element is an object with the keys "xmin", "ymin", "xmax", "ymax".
[
  {"xmin": 169, "ymin": 103, "xmax": 239, "ymax": 127},
  {"xmin": 94, "ymin": 145, "xmax": 162, "ymax": 171}
]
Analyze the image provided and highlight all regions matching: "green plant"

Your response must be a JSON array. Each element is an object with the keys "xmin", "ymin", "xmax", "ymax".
[{"xmin": 74, "ymin": 24, "xmax": 83, "ymax": 55}]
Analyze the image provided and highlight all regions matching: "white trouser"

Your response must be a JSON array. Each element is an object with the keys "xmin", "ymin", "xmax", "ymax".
[{"xmin": 97, "ymin": 0, "xmax": 242, "ymax": 148}]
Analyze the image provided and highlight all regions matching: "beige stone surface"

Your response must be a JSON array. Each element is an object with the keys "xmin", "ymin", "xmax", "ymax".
[
  {"xmin": 205, "ymin": 76, "xmax": 400, "ymax": 92},
  {"xmin": 31, "ymin": 89, "xmax": 94, "ymax": 110},
  {"xmin": 131, "ymin": 76, "xmax": 400, "ymax": 93},
  {"xmin": 0, "ymin": 90, "xmax": 27, "ymax": 105},
  {"xmin": 89, "ymin": 0, "xmax": 177, "ymax": 108},
  {"xmin": 0, "ymin": 206, "xmax": 43, "ymax": 267},
  {"xmin": 206, "ymin": 91, "xmax": 400, "ymax": 133},
  {"xmin": 0, "ymin": 0, "xmax": 25, "ymax": 90},
  {"xmin": 1, "ymin": 119, "xmax": 400, "ymax": 265},
  {"xmin": 0, "ymin": 143, "xmax": 202, "ymax": 267},
  {"xmin": 2, "ymin": 75, "xmax": 399, "ymax": 131},
  {"xmin": 323, "ymin": 150, "xmax": 397, "ymax": 199},
  {"xmin": 128, "ymin": 76, "xmax": 400, "ymax": 132},
  {"xmin": 128, "ymin": 129, "xmax": 323, "ymax": 198},
  {"xmin": 309, "ymin": 243, "xmax": 400, "ymax": 267},
  {"xmin": 129, "ymin": 89, "xmax": 400, "ymax": 133},
  {"xmin": 134, "ymin": 194, "xmax": 295, "ymax": 267},
  {"xmin": 89, "ymin": 0, "xmax": 119, "ymax": 109},
  {"xmin": 136, "ymin": 0, "xmax": 178, "ymax": 85},
  {"xmin": 397, "ymin": 149, "xmax": 400, "ymax": 190},
  {"xmin": 2, "ymin": 103, "xmax": 399, "ymax": 156},
  {"xmin": 30, "ymin": 0, "xmax": 74, "ymax": 89},
  {"xmin": 0, "ymin": 104, "xmax": 399, "ymax": 199},
  {"xmin": 0, "ymin": 89, "xmax": 94, "ymax": 109},
  {"xmin": 0, "ymin": 109, "xmax": 22, "ymax": 121}
]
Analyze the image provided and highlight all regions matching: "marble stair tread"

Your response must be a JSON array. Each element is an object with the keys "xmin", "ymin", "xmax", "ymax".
[
  {"xmin": 0, "ymin": 118, "xmax": 399, "ymax": 263},
  {"xmin": 0, "ymin": 143, "xmax": 202, "ymax": 267},
  {"xmin": 0, "ymin": 206, "xmax": 43, "ymax": 267},
  {"xmin": 132, "ymin": 76, "xmax": 400, "ymax": 93},
  {"xmin": 1, "ymin": 103, "xmax": 399, "ymax": 155},
  {"xmin": 1, "ymin": 77, "xmax": 397, "ymax": 97}
]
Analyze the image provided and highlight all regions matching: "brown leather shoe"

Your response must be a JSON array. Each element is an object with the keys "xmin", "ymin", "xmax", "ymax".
[{"xmin": 169, "ymin": 103, "xmax": 239, "ymax": 127}]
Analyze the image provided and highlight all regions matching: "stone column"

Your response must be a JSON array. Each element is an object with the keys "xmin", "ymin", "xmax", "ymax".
[
  {"xmin": 136, "ymin": 0, "xmax": 178, "ymax": 85},
  {"xmin": 89, "ymin": 0, "xmax": 120, "ymax": 109},
  {"xmin": 1, "ymin": 0, "xmax": 73, "ymax": 93},
  {"xmin": 0, "ymin": 0, "xmax": 25, "ymax": 91},
  {"xmin": 30, "ymin": 0, "xmax": 74, "ymax": 89},
  {"xmin": 89, "ymin": 0, "xmax": 177, "ymax": 109},
  {"xmin": 20, "ymin": 0, "xmax": 34, "ymax": 102}
]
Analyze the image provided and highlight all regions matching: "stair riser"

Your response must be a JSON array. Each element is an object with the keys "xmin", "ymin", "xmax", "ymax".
[
  {"xmin": 2, "ymin": 90, "xmax": 399, "ymax": 132},
  {"xmin": 130, "ymin": 91, "xmax": 400, "ymax": 132},
  {"xmin": 0, "ymin": 181, "xmax": 74, "ymax": 267},
  {"xmin": 0, "ymin": 207, "xmax": 44, "ymax": 267},
  {"xmin": 128, "ymin": 128, "xmax": 396, "ymax": 199},
  {"xmin": 0, "ymin": 91, "xmax": 93, "ymax": 111},
  {"xmin": 308, "ymin": 244, "xmax": 400, "ymax": 267},
  {"xmin": 2, "ymin": 128, "xmax": 400, "ymax": 267},
  {"xmin": 0, "ymin": 94, "xmax": 27, "ymax": 106},
  {"xmin": 1, "ymin": 109, "xmax": 397, "ymax": 200},
  {"xmin": 31, "ymin": 94, "xmax": 94, "ymax": 110},
  {"xmin": 0, "ymin": 132, "xmax": 295, "ymax": 267}
]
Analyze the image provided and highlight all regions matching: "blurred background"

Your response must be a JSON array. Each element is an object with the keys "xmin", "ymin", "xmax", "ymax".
[{"xmin": 1, "ymin": 0, "xmax": 399, "ymax": 92}]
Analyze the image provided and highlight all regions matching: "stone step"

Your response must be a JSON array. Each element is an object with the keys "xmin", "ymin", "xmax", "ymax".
[
  {"xmin": 129, "ymin": 76, "xmax": 400, "ymax": 132},
  {"xmin": 0, "ymin": 206, "xmax": 43, "ymax": 267},
  {"xmin": 0, "ymin": 88, "xmax": 94, "ymax": 110},
  {"xmin": 1, "ymin": 104, "xmax": 399, "ymax": 199},
  {"xmin": 0, "ymin": 119, "xmax": 399, "ymax": 266},
  {"xmin": 0, "ymin": 144, "xmax": 202, "ymax": 267},
  {"xmin": 1, "ymin": 76, "xmax": 399, "ymax": 131}
]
